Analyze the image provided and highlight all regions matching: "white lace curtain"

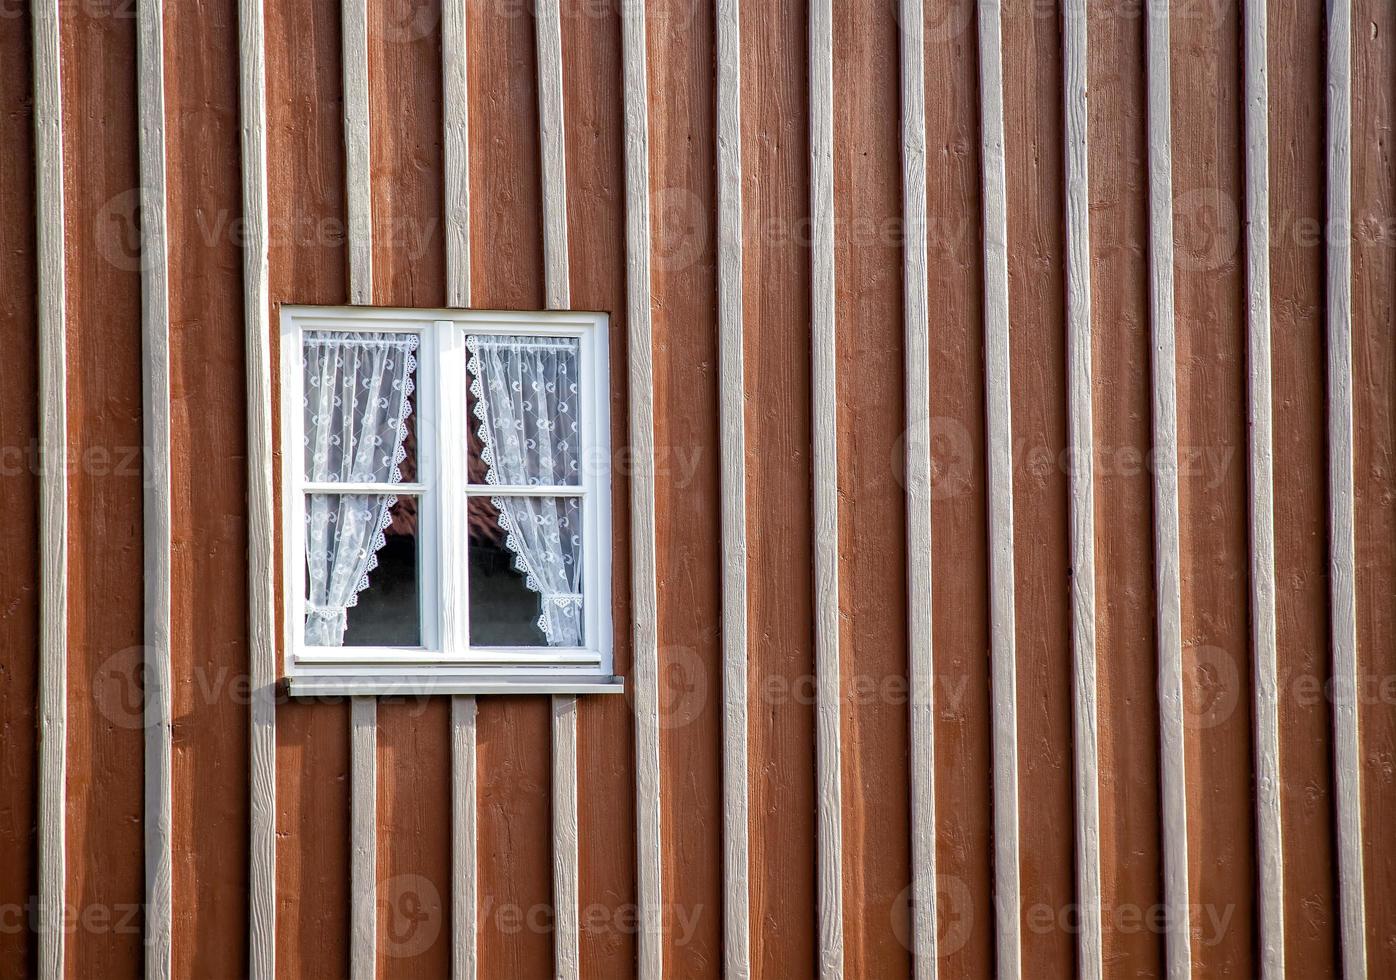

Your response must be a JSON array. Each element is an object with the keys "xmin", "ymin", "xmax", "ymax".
[
  {"xmin": 303, "ymin": 331, "xmax": 418, "ymax": 646},
  {"xmin": 468, "ymin": 335, "xmax": 584, "ymax": 646}
]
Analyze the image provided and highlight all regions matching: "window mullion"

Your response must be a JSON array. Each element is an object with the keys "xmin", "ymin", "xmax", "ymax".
[{"xmin": 437, "ymin": 321, "xmax": 471, "ymax": 655}]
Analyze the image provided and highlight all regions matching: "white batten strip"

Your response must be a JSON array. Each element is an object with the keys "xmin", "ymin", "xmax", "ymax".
[
  {"xmin": 1243, "ymin": 2, "xmax": 1283, "ymax": 976},
  {"xmin": 533, "ymin": 3, "xmax": 581, "ymax": 973},
  {"xmin": 1062, "ymin": 6, "xmax": 1101, "ymax": 980},
  {"xmin": 350, "ymin": 696, "xmax": 377, "ymax": 980},
  {"xmin": 900, "ymin": 0, "xmax": 936, "ymax": 975},
  {"xmin": 238, "ymin": 0, "xmax": 277, "ymax": 973},
  {"xmin": 1144, "ymin": 3, "xmax": 1192, "ymax": 978},
  {"xmin": 343, "ymin": 0, "xmax": 372, "ymax": 306},
  {"xmin": 136, "ymin": 1, "xmax": 173, "ymax": 975},
  {"xmin": 443, "ymin": 0, "xmax": 471, "ymax": 311},
  {"xmin": 442, "ymin": 0, "xmax": 477, "ymax": 975},
  {"xmin": 977, "ymin": 2, "xmax": 1020, "ymax": 975},
  {"xmin": 620, "ymin": 0, "xmax": 663, "ymax": 972},
  {"xmin": 715, "ymin": 0, "xmax": 751, "ymax": 975},
  {"xmin": 33, "ymin": 3, "xmax": 67, "ymax": 977},
  {"xmin": 450, "ymin": 695, "xmax": 477, "ymax": 980},
  {"xmin": 342, "ymin": 2, "xmax": 376, "ymax": 976},
  {"xmin": 1326, "ymin": 3, "xmax": 1368, "ymax": 978},
  {"xmin": 808, "ymin": 0, "xmax": 843, "ymax": 975}
]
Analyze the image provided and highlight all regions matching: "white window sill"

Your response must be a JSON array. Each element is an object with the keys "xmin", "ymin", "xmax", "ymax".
[{"xmin": 283, "ymin": 673, "xmax": 626, "ymax": 698}]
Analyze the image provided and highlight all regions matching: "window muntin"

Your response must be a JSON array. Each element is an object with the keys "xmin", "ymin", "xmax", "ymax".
[{"xmin": 280, "ymin": 307, "xmax": 613, "ymax": 689}]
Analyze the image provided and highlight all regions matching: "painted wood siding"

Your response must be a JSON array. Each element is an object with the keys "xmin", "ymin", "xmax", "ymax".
[{"xmin": 0, "ymin": 2, "xmax": 1393, "ymax": 978}]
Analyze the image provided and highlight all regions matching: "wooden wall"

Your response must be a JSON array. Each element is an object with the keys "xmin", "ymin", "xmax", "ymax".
[{"xmin": 1, "ymin": 1, "xmax": 1393, "ymax": 978}]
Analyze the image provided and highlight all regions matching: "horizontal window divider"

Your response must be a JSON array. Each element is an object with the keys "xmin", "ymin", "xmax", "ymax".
[
  {"xmin": 304, "ymin": 482, "xmax": 425, "ymax": 495},
  {"xmin": 296, "ymin": 646, "xmax": 603, "ymax": 666},
  {"xmin": 465, "ymin": 484, "xmax": 584, "ymax": 497}
]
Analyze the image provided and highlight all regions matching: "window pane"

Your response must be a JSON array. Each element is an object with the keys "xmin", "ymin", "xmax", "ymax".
[
  {"xmin": 304, "ymin": 330, "xmax": 419, "ymax": 484},
  {"xmin": 469, "ymin": 495, "xmax": 583, "ymax": 647},
  {"xmin": 466, "ymin": 334, "xmax": 581, "ymax": 486},
  {"xmin": 305, "ymin": 493, "xmax": 421, "ymax": 647}
]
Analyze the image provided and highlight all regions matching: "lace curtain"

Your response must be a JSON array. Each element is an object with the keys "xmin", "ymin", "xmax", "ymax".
[
  {"xmin": 303, "ymin": 331, "xmax": 418, "ymax": 646},
  {"xmin": 467, "ymin": 335, "xmax": 584, "ymax": 646}
]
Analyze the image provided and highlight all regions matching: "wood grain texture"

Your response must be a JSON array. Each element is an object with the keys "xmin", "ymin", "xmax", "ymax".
[
  {"xmin": 715, "ymin": 0, "xmax": 751, "ymax": 974},
  {"xmin": 808, "ymin": 0, "xmax": 843, "ymax": 974},
  {"xmin": 344, "ymin": 0, "xmax": 374, "ymax": 966},
  {"xmin": 533, "ymin": 4, "xmax": 580, "ymax": 971},
  {"xmin": 363, "ymin": 6, "xmax": 451, "ymax": 977},
  {"xmin": 443, "ymin": 0, "xmax": 470, "ymax": 311},
  {"xmin": 267, "ymin": 0, "xmax": 352, "ymax": 973},
  {"xmin": 1087, "ymin": 4, "xmax": 1166, "ymax": 975},
  {"xmin": 647, "ymin": 1, "xmax": 724, "ymax": 974},
  {"xmin": 350, "ymin": 697, "xmax": 377, "ymax": 980},
  {"xmin": 1325, "ymin": 4, "xmax": 1367, "ymax": 977},
  {"xmin": 166, "ymin": 2, "xmax": 255, "ymax": 973},
  {"xmin": 740, "ymin": 0, "xmax": 818, "ymax": 972},
  {"xmin": 136, "ymin": 2, "xmax": 174, "ymax": 975},
  {"xmin": 898, "ymin": 0, "xmax": 935, "ymax": 974},
  {"xmin": 343, "ymin": 0, "xmax": 372, "ymax": 306},
  {"xmin": 467, "ymin": 3, "xmax": 552, "ymax": 974},
  {"xmin": 557, "ymin": 5, "xmax": 638, "ymax": 973},
  {"xmin": 831, "ymin": 0, "xmax": 910, "ymax": 975},
  {"xmin": 60, "ymin": 5, "xmax": 147, "ymax": 976},
  {"xmin": 1242, "ymin": 2, "xmax": 1283, "ymax": 976},
  {"xmin": 1144, "ymin": 3, "xmax": 1192, "ymax": 976},
  {"xmin": 925, "ymin": 4, "xmax": 995, "ymax": 976},
  {"xmin": 343, "ymin": 1, "xmax": 375, "ymax": 974},
  {"xmin": 1002, "ymin": 3, "xmax": 1074, "ymax": 976},
  {"xmin": 451, "ymin": 695, "xmax": 477, "ymax": 980},
  {"xmin": 1268, "ymin": 2, "xmax": 1340, "ymax": 974},
  {"xmin": 442, "ymin": 3, "xmax": 476, "ymax": 977},
  {"xmin": 620, "ymin": 0, "xmax": 663, "ymax": 973},
  {"xmin": 32, "ymin": 3, "xmax": 67, "ymax": 976},
  {"xmin": 238, "ymin": 0, "xmax": 278, "ymax": 974},
  {"xmin": 0, "ymin": 12, "xmax": 39, "ymax": 976},
  {"xmin": 1062, "ymin": 6, "xmax": 1101, "ymax": 979},
  {"xmin": 1351, "ymin": 2, "xmax": 1395, "ymax": 975},
  {"xmin": 977, "ymin": 1, "xmax": 1021, "ymax": 975},
  {"xmin": 1171, "ymin": 2, "xmax": 1256, "ymax": 976}
]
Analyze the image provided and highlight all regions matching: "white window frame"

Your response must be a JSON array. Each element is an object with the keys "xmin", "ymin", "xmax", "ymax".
[{"xmin": 279, "ymin": 305, "xmax": 619, "ymax": 696}]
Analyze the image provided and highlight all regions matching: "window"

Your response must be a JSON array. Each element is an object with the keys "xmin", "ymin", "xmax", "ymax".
[{"xmin": 280, "ymin": 306, "xmax": 618, "ymax": 696}]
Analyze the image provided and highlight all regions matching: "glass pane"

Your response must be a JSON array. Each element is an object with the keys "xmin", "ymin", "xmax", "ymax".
[
  {"xmin": 305, "ymin": 493, "xmax": 421, "ymax": 647},
  {"xmin": 303, "ymin": 330, "xmax": 419, "ymax": 484},
  {"xmin": 465, "ymin": 334, "xmax": 581, "ymax": 486},
  {"xmin": 469, "ymin": 495, "xmax": 583, "ymax": 647}
]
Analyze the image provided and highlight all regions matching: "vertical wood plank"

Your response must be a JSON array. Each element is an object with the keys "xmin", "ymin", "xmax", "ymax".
[
  {"xmin": 620, "ymin": 0, "xmax": 662, "ymax": 971},
  {"xmin": 1243, "ymin": 1, "xmax": 1283, "ymax": 976},
  {"xmin": 343, "ymin": 0, "xmax": 372, "ymax": 306},
  {"xmin": 899, "ymin": 0, "xmax": 935, "ymax": 975},
  {"xmin": 451, "ymin": 694, "xmax": 477, "ymax": 980},
  {"xmin": 136, "ymin": 1, "xmax": 173, "ymax": 976},
  {"xmin": 442, "ymin": 1, "xmax": 476, "ymax": 977},
  {"xmin": 238, "ymin": 0, "xmax": 277, "ymax": 974},
  {"xmin": 1062, "ymin": 6, "xmax": 1100, "ymax": 980},
  {"xmin": 715, "ymin": 0, "xmax": 751, "ymax": 974},
  {"xmin": 342, "ymin": 2, "xmax": 375, "ymax": 976},
  {"xmin": 350, "ymin": 696, "xmax": 377, "ymax": 980},
  {"xmin": 977, "ymin": 1, "xmax": 1020, "ymax": 975},
  {"xmin": 808, "ymin": 0, "xmax": 842, "ymax": 974},
  {"xmin": 1325, "ymin": 3, "xmax": 1367, "ymax": 977},
  {"xmin": 1144, "ymin": 3, "xmax": 1191, "ymax": 978},
  {"xmin": 32, "ymin": 2, "xmax": 67, "ymax": 976},
  {"xmin": 534, "ymin": 3, "xmax": 579, "ymax": 973}
]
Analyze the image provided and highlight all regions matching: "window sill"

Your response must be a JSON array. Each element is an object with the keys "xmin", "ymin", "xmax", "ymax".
[{"xmin": 283, "ymin": 673, "xmax": 626, "ymax": 698}]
